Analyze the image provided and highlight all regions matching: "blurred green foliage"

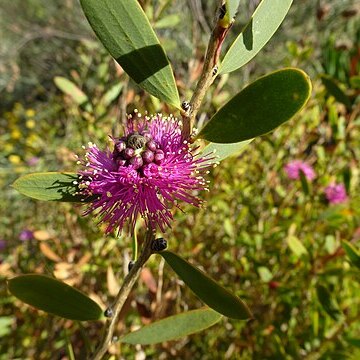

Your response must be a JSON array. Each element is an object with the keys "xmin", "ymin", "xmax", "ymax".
[{"xmin": 1, "ymin": 0, "xmax": 360, "ymax": 359}]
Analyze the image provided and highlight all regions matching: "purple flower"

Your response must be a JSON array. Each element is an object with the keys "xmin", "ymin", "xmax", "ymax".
[
  {"xmin": 78, "ymin": 114, "xmax": 211, "ymax": 233},
  {"xmin": 0, "ymin": 239, "xmax": 6, "ymax": 251},
  {"xmin": 325, "ymin": 183, "xmax": 348, "ymax": 204},
  {"xmin": 284, "ymin": 160, "xmax": 315, "ymax": 181},
  {"xmin": 19, "ymin": 229, "xmax": 34, "ymax": 241}
]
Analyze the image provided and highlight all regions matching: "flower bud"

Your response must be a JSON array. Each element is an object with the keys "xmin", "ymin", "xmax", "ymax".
[
  {"xmin": 142, "ymin": 131, "xmax": 152, "ymax": 141},
  {"xmin": 142, "ymin": 149, "xmax": 154, "ymax": 163},
  {"xmin": 146, "ymin": 140, "xmax": 157, "ymax": 152},
  {"xmin": 123, "ymin": 147, "xmax": 135, "ymax": 159},
  {"xmin": 130, "ymin": 155, "xmax": 143, "ymax": 169},
  {"xmin": 154, "ymin": 149, "xmax": 165, "ymax": 163}
]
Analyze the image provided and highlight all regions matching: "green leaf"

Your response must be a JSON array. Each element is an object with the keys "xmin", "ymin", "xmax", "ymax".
[
  {"xmin": 320, "ymin": 75, "xmax": 352, "ymax": 109},
  {"xmin": 201, "ymin": 139, "xmax": 252, "ymax": 163},
  {"xmin": 316, "ymin": 284, "xmax": 342, "ymax": 321},
  {"xmin": 197, "ymin": 68, "xmax": 311, "ymax": 143},
  {"xmin": 226, "ymin": 0, "xmax": 241, "ymax": 20},
  {"xmin": 345, "ymin": 338, "xmax": 360, "ymax": 348},
  {"xmin": 299, "ymin": 171, "xmax": 310, "ymax": 195},
  {"xmin": 7, "ymin": 275, "xmax": 103, "ymax": 321},
  {"xmin": 287, "ymin": 236, "xmax": 308, "ymax": 257},
  {"xmin": 100, "ymin": 83, "xmax": 123, "ymax": 107},
  {"xmin": 12, "ymin": 172, "xmax": 90, "ymax": 202},
  {"xmin": 258, "ymin": 266, "xmax": 273, "ymax": 282},
  {"xmin": 54, "ymin": 77, "xmax": 92, "ymax": 112},
  {"xmin": 342, "ymin": 166, "xmax": 351, "ymax": 194},
  {"xmin": 220, "ymin": 0, "xmax": 293, "ymax": 74},
  {"xmin": 342, "ymin": 241, "xmax": 360, "ymax": 269},
  {"xmin": 80, "ymin": 0, "xmax": 180, "ymax": 108},
  {"xmin": 160, "ymin": 251, "xmax": 252, "ymax": 319},
  {"xmin": 220, "ymin": 0, "xmax": 241, "ymax": 27},
  {"xmin": 0, "ymin": 317, "xmax": 13, "ymax": 337},
  {"xmin": 350, "ymin": 76, "xmax": 360, "ymax": 89},
  {"xmin": 120, "ymin": 308, "xmax": 222, "ymax": 345},
  {"xmin": 154, "ymin": 14, "xmax": 180, "ymax": 29}
]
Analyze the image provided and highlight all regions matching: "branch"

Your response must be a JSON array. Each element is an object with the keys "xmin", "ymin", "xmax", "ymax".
[
  {"xmin": 182, "ymin": 2, "xmax": 233, "ymax": 138},
  {"xmin": 90, "ymin": 230, "xmax": 155, "ymax": 360}
]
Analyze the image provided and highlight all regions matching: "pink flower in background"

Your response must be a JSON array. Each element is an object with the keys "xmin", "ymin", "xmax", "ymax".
[
  {"xmin": 0, "ymin": 239, "xmax": 6, "ymax": 251},
  {"xmin": 324, "ymin": 183, "xmax": 348, "ymax": 204},
  {"xmin": 284, "ymin": 160, "xmax": 315, "ymax": 181},
  {"xmin": 19, "ymin": 229, "xmax": 34, "ymax": 241},
  {"xmin": 27, "ymin": 157, "xmax": 39, "ymax": 166},
  {"xmin": 78, "ymin": 113, "xmax": 211, "ymax": 233}
]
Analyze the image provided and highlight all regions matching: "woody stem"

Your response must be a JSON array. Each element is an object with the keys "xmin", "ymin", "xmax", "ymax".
[{"xmin": 90, "ymin": 229, "xmax": 154, "ymax": 360}]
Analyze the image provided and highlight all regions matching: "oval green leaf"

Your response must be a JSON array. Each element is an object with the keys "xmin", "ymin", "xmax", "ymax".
[
  {"xmin": 257, "ymin": 266, "xmax": 273, "ymax": 282},
  {"xmin": 316, "ymin": 284, "xmax": 342, "ymax": 321},
  {"xmin": 160, "ymin": 251, "xmax": 252, "ymax": 320},
  {"xmin": 7, "ymin": 274, "xmax": 103, "ymax": 321},
  {"xmin": 320, "ymin": 75, "xmax": 352, "ymax": 109},
  {"xmin": 154, "ymin": 14, "xmax": 181, "ymax": 29},
  {"xmin": 54, "ymin": 76, "xmax": 88, "ymax": 105},
  {"xmin": 299, "ymin": 171, "xmax": 310, "ymax": 195},
  {"xmin": 80, "ymin": 0, "xmax": 180, "ymax": 108},
  {"xmin": 12, "ymin": 172, "xmax": 90, "ymax": 202},
  {"xmin": 226, "ymin": 0, "xmax": 241, "ymax": 20},
  {"xmin": 220, "ymin": 0, "xmax": 293, "ymax": 74},
  {"xmin": 287, "ymin": 236, "xmax": 308, "ymax": 257},
  {"xmin": 197, "ymin": 68, "xmax": 311, "ymax": 143},
  {"xmin": 120, "ymin": 308, "xmax": 222, "ymax": 345},
  {"xmin": 342, "ymin": 241, "xmax": 360, "ymax": 269},
  {"xmin": 100, "ymin": 83, "xmax": 123, "ymax": 107},
  {"xmin": 201, "ymin": 139, "xmax": 253, "ymax": 163}
]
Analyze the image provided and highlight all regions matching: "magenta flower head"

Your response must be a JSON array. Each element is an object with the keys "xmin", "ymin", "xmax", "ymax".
[
  {"xmin": 78, "ymin": 113, "xmax": 211, "ymax": 233},
  {"xmin": 324, "ymin": 183, "xmax": 348, "ymax": 204},
  {"xmin": 284, "ymin": 160, "xmax": 315, "ymax": 181}
]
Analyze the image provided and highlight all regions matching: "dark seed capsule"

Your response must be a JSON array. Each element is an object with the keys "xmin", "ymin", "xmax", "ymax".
[
  {"xmin": 219, "ymin": 3, "xmax": 226, "ymax": 19},
  {"xmin": 130, "ymin": 155, "xmax": 143, "ymax": 169},
  {"xmin": 154, "ymin": 149, "xmax": 165, "ymax": 163},
  {"xmin": 151, "ymin": 238, "xmax": 168, "ymax": 252},
  {"xmin": 146, "ymin": 140, "xmax": 157, "ymax": 152},
  {"xmin": 127, "ymin": 134, "xmax": 147, "ymax": 149},
  {"xmin": 212, "ymin": 65, "xmax": 218, "ymax": 76},
  {"xmin": 142, "ymin": 149, "xmax": 155, "ymax": 163},
  {"xmin": 128, "ymin": 260, "xmax": 135, "ymax": 272},
  {"xmin": 104, "ymin": 307, "xmax": 114, "ymax": 318},
  {"xmin": 123, "ymin": 147, "xmax": 135, "ymax": 159},
  {"xmin": 181, "ymin": 100, "xmax": 191, "ymax": 112}
]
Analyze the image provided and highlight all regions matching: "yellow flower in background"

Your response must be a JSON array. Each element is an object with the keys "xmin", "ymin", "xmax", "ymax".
[
  {"xmin": 14, "ymin": 102, "xmax": 23, "ymax": 111},
  {"xmin": 11, "ymin": 129, "xmax": 21, "ymax": 140},
  {"xmin": 25, "ymin": 133, "xmax": 39, "ymax": 147},
  {"xmin": 4, "ymin": 144, "xmax": 14, "ymax": 153},
  {"xmin": 9, "ymin": 154, "xmax": 21, "ymax": 165},
  {"xmin": 4, "ymin": 112, "xmax": 17, "ymax": 123},
  {"xmin": 26, "ymin": 119, "xmax": 36, "ymax": 129},
  {"xmin": 25, "ymin": 109, "xmax": 36, "ymax": 117}
]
